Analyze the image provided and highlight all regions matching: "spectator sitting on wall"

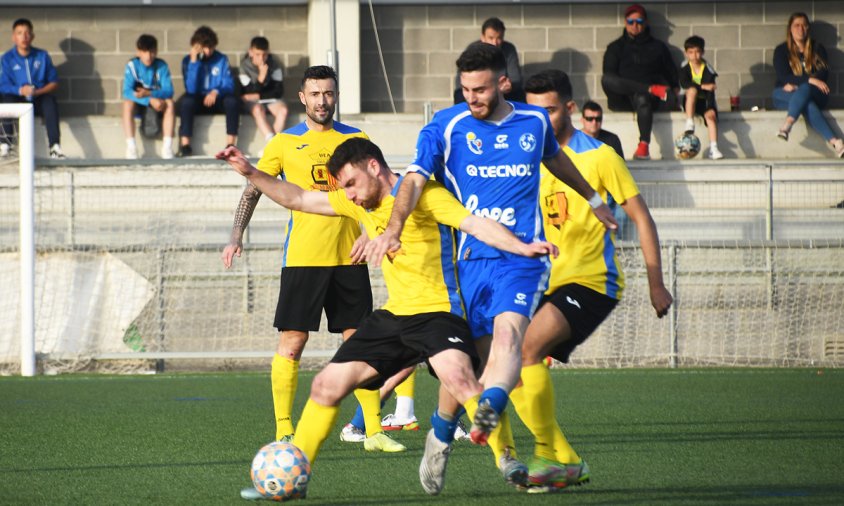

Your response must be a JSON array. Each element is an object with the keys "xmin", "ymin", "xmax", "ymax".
[
  {"xmin": 679, "ymin": 35, "xmax": 723, "ymax": 160},
  {"xmin": 0, "ymin": 18, "xmax": 65, "ymax": 159},
  {"xmin": 178, "ymin": 26, "xmax": 238, "ymax": 157},
  {"xmin": 453, "ymin": 17, "xmax": 524, "ymax": 104},
  {"xmin": 121, "ymin": 34, "xmax": 175, "ymax": 160},
  {"xmin": 239, "ymin": 36, "xmax": 287, "ymax": 154},
  {"xmin": 601, "ymin": 3, "xmax": 679, "ymax": 160},
  {"xmin": 773, "ymin": 12, "xmax": 844, "ymax": 158},
  {"xmin": 580, "ymin": 101, "xmax": 624, "ymax": 159}
]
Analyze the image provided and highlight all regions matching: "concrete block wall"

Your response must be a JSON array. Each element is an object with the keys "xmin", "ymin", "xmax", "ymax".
[
  {"xmin": 0, "ymin": 6, "xmax": 309, "ymax": 116},
  {"xmin": 361, "ymin": 1, "xmax": 844, "ymax": 113}
]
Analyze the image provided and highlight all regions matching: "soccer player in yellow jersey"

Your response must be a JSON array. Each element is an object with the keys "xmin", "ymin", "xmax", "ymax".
[
  {"xmin": 218, "ymin": 138, "xmax": 557, "ymax": 498},
  {"xmin": 221, "ymin": 66, "xmax": 391, "ymax": 451},
  {"xmin": 518, "ymin": 69, "xmax": 674, "ymax": 492}
]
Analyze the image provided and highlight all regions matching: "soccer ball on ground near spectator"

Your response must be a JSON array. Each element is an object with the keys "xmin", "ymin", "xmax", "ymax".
[
  {"xmin": 250, "ymin": 441, "xmax": 311, "ymax": 501},
  {"xmin": 674, "ymin": 132, "xmax": 701, "ymax": 159}
]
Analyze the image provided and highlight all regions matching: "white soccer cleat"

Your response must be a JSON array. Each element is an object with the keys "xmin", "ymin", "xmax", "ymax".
[
  {"xmin": 419, "ymin": 429, "xmax": 452, "ymax": 495},
  {"xmin": 339, "ymin": 423, "xmax": 366, "ymax": 443},
  {"xmin": 453, "ymin": 418, "xmax": 471, "ymax": 441},
  {"xmin": 381, "ymin": 413, "xmax": 419, "ymax": 431},
  {"xmin": 499, "ymin": 447, "xmax": 529, "ymax": 489}
]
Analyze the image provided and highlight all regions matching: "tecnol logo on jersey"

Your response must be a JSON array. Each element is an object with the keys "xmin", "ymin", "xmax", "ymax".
[
  {"xmin": 465, "ymin": 163, "xmax": 534, "ymax": 178},
  {"xmin": 466, "ymin": 132, "xmax": 483, "ymax": 155},
  {"xmin": 465, "ymin": 194, "xmax": 516, "ymax": 226}
]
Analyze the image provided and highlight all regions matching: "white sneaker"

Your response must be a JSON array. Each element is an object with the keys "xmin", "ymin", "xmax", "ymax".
[
  {"xmin": 49, "ymin": 144, "xmax": 66, "ymax": 159},
  {"xmin": 125, "ymin": 143, "xmax": 138, "ymax": 160},
  {"xmin": 339, "ymin": 423, "xmax": 365, "ymax": 443},
  {"xmin": 708, "ymin": 145, "xmax": 724, "ymax": 160},
  {"xmin": 161, "ymin": 144, "xmax": 174, "ymax": 160},
  {"xmin": 381, "ymin": 413, "xmax": 419, "ymax": 431},
  {"xmin": 419, "ymin": 429, "xmax": 452, "ymax": 495},
  {"xmin": 0, "ymin": 142, "xmax": 9, "ymax": 157},
  {"xmin": 454, "ymin": 418, "xmax": 471, "ymax": 441},
  {"xmin": 684, "ymin": 118, "xmax": 695, "ymax": 133}
]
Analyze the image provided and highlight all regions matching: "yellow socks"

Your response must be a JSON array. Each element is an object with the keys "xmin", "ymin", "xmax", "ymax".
[
  {"xmin": 520, "ymin": 363, "xmax": 580, "ymax": 463},
  {"xmin": 271, "ymin": 354, "xmax": 299, "ymax": 440},
  {"xmin": 354, "ymin": 388, "xmax": 383, "ymax": 437},
  {"xmin": 292, "ymin": 399, "xmax": 339, "ymax": 464}
]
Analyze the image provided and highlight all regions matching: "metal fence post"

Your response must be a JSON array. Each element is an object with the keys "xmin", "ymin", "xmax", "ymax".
[{"xmin": 668, "ymin": 244, "xmax": 678, "ymax": 368}]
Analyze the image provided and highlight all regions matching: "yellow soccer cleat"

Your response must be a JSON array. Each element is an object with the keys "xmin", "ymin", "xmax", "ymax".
[{"xmin": 363, "ymin": 432, "xmax": 407, "ymax": 453}]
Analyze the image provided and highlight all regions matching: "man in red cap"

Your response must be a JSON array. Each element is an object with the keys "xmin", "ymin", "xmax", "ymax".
[{"xmin": 601, "ymin": 3, "xmax": 679, "ymax": 160}]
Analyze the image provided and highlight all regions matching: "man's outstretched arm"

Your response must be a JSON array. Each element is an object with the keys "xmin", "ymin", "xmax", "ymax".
[
  {"xmin": 459, "ymin": 215, "xmax": 558, "ymax": 259},
  {"xmin": 216, "ymin": 146, "xmax": 336, "ymax": 216},
  {"xmin": 363, "ymin": 171, "xmax": 427, "ymax": 267}
]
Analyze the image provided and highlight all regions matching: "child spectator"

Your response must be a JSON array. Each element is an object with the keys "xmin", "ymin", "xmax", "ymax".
[
  {"xmin": 679, "ymin": 35, "xmax": 723, "ymax": 160},
  {"xmin": 178, "ymin": 26, "xmax": 238, "ymax": 157},
  {"xmin": 239, "ymin": 36, "xmax": 287, "ymax": 147},
  {"xmin": 0, "ymin": 18, "xmax": 65, "ymax": 159},
  {"xmin": 121, "ymin": 34, "xmax": 175, "ymax": 159}
]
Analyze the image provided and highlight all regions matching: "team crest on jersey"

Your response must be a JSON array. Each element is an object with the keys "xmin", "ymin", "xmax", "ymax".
[
  {"xmin": 211, "ymin": 66, "xmax": 220, "ymax": 76},
  {"xmin": 466, "ymin": 132, "xmax": 483, "ymax": 155},
  {"xmin": 311, "ymin": 164, "xmax": 338, "ymax": 191},
  {"xmin": 519, "ymin": 133, "xmax": 537, "ymax": 153},
  {"xmin": 33, "ymin": 60, "xmax": 41, "ymax": 70}
]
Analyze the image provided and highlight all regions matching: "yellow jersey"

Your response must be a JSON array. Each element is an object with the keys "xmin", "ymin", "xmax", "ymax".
[
  {"xmin": 257, "ymin": 121, "xmax": 367, "ymax": 267},
  {"xmin": 540, "ymin": 130, "xmax": 640, "ymax": 299},
  {"xmin": 327, "ymin": 177, "xmax": 470, "ymax": 316}
]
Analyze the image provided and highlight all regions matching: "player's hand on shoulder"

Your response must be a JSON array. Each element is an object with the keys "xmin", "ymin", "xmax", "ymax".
[
  {"xmin": 650, "ymin": 285, "xmax": 673, "ymax": 318},
  {"xmin": 221, "ymin": 241, "xmax": 243, "ymax": 269},
  {"xmin": 363, "ymin": 232, "xmax": 402, "ymax": 268}
]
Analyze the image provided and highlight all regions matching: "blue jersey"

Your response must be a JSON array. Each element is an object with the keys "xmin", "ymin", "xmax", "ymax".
[
  {"xmin": 0, "ymin": 47, "xmax": 58, "ymax": 96},
  {"xmin": 122, "ymin": 57, "xmax": 174, "ymax": 106},
  {"xmin": 181, "ymin": 51, "xmax": 234, "ymax": 97},
  {"xmin": 408, "ymin": 101, "xmax": 560, "ymax": 261}
]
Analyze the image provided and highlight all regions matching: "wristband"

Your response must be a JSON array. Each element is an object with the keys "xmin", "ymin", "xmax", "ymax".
[{"xmin": 587, "ymin": 192, "xmax": 603, "ymax": 209}]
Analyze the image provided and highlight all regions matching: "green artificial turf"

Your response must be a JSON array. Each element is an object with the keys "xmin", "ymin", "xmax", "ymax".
[{"xmin": 1, "ymin": 368, "xmax": 842, "ymax": 505}]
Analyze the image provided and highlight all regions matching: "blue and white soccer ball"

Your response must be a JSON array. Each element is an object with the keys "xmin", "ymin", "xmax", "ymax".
[
  {"xmin": 250, "ymin": 441, "xmax": 310, "ymax": 501},
  {"xmin": 674, "ymin": 132, "xmax": 702, "ymax": 159}
]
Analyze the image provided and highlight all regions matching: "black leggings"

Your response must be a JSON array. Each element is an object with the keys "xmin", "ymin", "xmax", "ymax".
[
  {"xmin": 178, "ymin": 93, "xmax": 240, "ymax": 138},
  {"xmin": 601, "ymin": 74, "xmax": 659, "ymax": 143}
]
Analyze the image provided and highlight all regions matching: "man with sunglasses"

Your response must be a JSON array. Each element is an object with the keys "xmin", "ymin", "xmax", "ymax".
[
  {"xmin": 601, "ymin": 3, "xmax": 678, "ymax": 160},
  {"xmin": 579, "ymin": 101, "xmax": 623, "ymax": 159}
]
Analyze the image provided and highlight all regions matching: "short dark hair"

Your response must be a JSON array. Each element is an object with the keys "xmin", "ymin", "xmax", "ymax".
[
  {"xmin": 12, "ymin": 18, "xmax": 33, "ymax": 32},
  {"xmin": 301, "ymin": 65, "xmax": 338, "ymax": 89},
  {"xmin": 684, "ymin": 35, "xmax": 705, "ymax": 51},
  {"xmin": 524, "ymin": 69, "xmax": 573, "ymax": 102},
  {"xmin": 582, "ymin": 100, "xmax": 603, "ymax": 114},
  {"xmin": 190, "ymin": 26, "xmax": 218, "ymax": 48},
  {"xmin": 136, "ymin": 34, "xmax": 158, "ymax": 52},
  {"xmin": 327, "ymin": 138, "xmax": 387, "ymax": 178},
  {"xmin": 250, "ymin": 36, "xmax": 269, "ymax": 51},
  {"xmin": 481, "ymin": 17, "xmax": 505, "ymax": 35},
  {"xmin": 456, "ymin": 41, "xmax": 506, "ymax": 75}
]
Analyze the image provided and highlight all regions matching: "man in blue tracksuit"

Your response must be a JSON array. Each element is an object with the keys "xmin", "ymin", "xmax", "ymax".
[
  {"xmin": 0, "ymin": 18, "xmax": 65, "ymax": 159},
  {"xmin": 178, "ymin": 26, "xmax": 238, "ymax": 157}
]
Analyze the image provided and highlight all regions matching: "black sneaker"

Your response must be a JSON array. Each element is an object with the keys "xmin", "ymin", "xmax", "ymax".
[{"xmin": 177, "ymin": 145, "xmax": 193, "ymax": 157}]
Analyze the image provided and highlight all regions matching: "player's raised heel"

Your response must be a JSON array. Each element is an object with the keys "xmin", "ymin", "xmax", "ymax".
[
  {"xmin": 363, "ymin": 431, "xmax": 407, "ymax": 452},
  {"xmin": 419, "ymin": 429, "xmax": 452, "ymax": 495},
  {"xmin": 469, "ymin": 400, "xmax": 499, "ymax": 446}
]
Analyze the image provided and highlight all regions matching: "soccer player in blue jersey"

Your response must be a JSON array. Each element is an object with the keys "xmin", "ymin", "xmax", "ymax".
[{"xmin": 365, "ymin": 42, "xmax": 617, "ymax": 490}]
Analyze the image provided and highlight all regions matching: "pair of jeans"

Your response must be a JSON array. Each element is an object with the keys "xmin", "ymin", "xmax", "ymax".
[
  {"xmin": 178, "ymin": 93, "xmax": 240, "ymax": 138},
  {"xmin": 772, "ymin": 83, "xmax": 834, "ymax": 141},
  {"xmin": 0, "ymin": 93, "xmax": 61, "ymax": 146}
]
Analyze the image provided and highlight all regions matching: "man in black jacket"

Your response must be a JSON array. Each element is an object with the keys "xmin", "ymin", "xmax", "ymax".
[
  {"xmin": 239, "ymin": 36, "xmax": 287, "ymax": 144},
  {"xmin": 601, "ymin": 4, "xmax": 678, "ymax": 160}
]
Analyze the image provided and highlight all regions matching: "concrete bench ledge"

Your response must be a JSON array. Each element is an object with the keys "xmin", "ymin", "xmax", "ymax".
[{"xmin": 19, "ymin": 110, "xmax": 844, "ymax": 162}]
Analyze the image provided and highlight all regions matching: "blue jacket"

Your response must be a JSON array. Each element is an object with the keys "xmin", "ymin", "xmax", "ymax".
[
  {"xmin": 0, "ymin": 46, "xmax": 58, "ymax": 96},
  {"xmin": 181, "ymin": 51, "xmax": 234, "ymax": 97},
  {"xmin": 123, "ymin": 57, "xmax": 174, "ymax": 106}
]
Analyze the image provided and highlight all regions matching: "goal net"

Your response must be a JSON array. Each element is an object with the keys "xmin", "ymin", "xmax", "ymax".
[{"xmin": 1, "ymin": 121, "xmax": 842, "ymax": 373}]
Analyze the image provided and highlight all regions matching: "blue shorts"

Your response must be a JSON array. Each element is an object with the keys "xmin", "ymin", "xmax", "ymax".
[{"xmin": 457, "ymin": 256, "xmax": 550, "ymax": 339}]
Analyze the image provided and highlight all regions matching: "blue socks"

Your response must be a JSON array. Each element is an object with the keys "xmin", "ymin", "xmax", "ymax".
[
  {"xmin": 479, "ymin": 386, "xmax": 508, "ymax": 415},
  {"xmin": 430, "ymin": 410, "xmax": 457, "ymax": 444},
  {"xmin": 349, "ymin": 398, "xmax": 386, "ymax": 430}
]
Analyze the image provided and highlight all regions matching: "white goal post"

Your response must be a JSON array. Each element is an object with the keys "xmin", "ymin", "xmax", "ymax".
[{"xmin": 0, "ymin": 104, "xmax": 35, "ymax": 376}]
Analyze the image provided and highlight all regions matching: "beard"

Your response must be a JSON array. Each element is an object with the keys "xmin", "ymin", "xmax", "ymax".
[
  {"xmin": 469, "ymin": 92, "xmax": 500, "ymax": 120},
  {"xmin": 307, "ymin": 104, "xmax": 335, "ymax": 125}
]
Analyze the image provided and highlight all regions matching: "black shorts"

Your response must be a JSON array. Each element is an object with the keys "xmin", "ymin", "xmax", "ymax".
[
  {"xmin": 330, "ymin": 310, "xmax": 478, "ymax": 389},
  {"xmin": 686, "ymin": 92, "xmax": 718, "ymax": 123},
  {"xmin": 541, "ymin": 284, "xmax": 618, "ymax": 363},
  {"xmin": 274, "ymin": 265, "xmax": 372, "ymax": 333}
]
